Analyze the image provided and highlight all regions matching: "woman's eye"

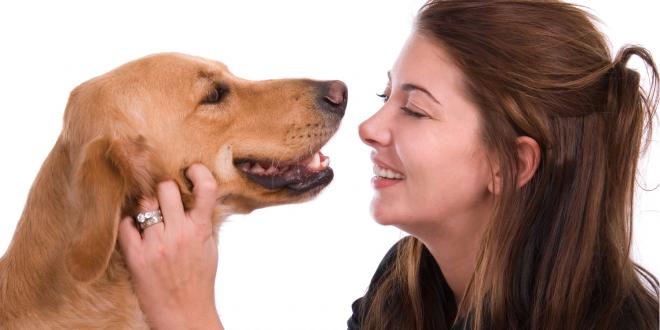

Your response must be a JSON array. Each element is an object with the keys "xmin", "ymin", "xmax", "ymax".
[
  {"xmin": 376, "ymin": 93, "xmax": 389, "ymax": 102},
  {"xmin": 400, "ymin": 106, "xmax": 426, "ymax": 119},
  {"xmin": 203, "ymin": 84, "xmax": 228, "ymax": 104}
]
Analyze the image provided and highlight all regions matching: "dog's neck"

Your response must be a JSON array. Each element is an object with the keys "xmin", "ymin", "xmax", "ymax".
[{"xmin": 0, "ymin": 142, "xmax": 145, "ymax": 327}]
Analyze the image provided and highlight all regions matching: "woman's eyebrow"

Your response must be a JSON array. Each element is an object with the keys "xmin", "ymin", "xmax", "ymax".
[
  {"xmin": 401, "ymin": 83, "xmax": 442, "ymax": 105},
  {"xmin": 387, "ymin": 71, "xmax": 442, "ymax": 105}
]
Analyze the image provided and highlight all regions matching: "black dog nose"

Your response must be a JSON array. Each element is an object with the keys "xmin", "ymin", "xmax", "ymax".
[{"xmin": 318, "ymin": 80, "xmax": 347, "ymax": 118}]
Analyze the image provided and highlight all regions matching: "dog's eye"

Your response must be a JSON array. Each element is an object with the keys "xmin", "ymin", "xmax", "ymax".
[{"xmin": 203, "ymin": 84, "xmax": 228, "ymax": 104}]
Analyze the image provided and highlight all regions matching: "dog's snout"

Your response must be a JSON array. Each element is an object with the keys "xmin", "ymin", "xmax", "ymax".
[
  {"xmin": 317, "ymin": 80, "xmax": 347, "ymax": 118},
  {"xmin": 324, "ymin": 80, "xmax": 346, "ymax": 106}
]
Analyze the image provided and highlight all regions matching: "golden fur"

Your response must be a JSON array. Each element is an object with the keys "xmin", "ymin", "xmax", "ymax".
[{"xmin": 0, "ymin": 53, "xmax": 345, "ymax": 328}]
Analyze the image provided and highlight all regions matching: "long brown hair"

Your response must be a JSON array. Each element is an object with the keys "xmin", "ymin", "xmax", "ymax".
[{"xmin": 362, "ymin": 1, "xmax": 659, "ymax": 329}]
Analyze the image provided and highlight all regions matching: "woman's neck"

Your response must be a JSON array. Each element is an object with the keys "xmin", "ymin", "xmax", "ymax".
[
  {"xmin": 404, "ymin": 201, "xmax": 492, "ymax": 306},
  {"xmin": 423, "ymin": 231, "xmax": 480, "ymax": 304}
]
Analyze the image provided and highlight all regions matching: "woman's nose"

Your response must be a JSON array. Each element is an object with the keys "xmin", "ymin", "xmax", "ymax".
[{"xmin": 358, "ymin": 109, "xmax": 391, "ymax": 147}]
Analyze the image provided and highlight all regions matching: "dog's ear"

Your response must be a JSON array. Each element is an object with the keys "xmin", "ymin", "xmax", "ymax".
[{"xmin": 65, "ymin": 135, "xmax": 164, "ymax": 282}]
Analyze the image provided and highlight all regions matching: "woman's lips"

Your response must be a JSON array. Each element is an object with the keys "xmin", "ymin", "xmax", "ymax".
[
  {"xmin": 371, "ymin": 163, "xmax": 405, "ymax": 189},
  {"xmin": 372, "ymin": 176, "xmax": 403, "ymax": 189}
]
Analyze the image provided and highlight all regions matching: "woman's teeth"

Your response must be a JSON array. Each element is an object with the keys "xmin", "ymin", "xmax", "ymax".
[{"xmin": 373, "ymin": 164, "xmax": 405, "ymax": 179}]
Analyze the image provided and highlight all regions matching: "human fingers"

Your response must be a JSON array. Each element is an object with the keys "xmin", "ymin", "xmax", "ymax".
[
  {"xmin": 156, "ymin": 181, "xmax": 185, "ymax": 233},
  {"xmin": 117, "ymin": 215, "xmax": 142, "ymax": 264},
  {"xmin": 138, "ymin": 196, "xmax": 165, "ymax": 243},
  {"xmin": 185, "ymin": 164, "xmax": 218, "ymax": 225}
]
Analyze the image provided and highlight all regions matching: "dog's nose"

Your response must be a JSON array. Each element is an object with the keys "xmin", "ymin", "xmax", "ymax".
[{"xmin": 318, "ymin": 80, "xmax": 347, "ymax": 118}]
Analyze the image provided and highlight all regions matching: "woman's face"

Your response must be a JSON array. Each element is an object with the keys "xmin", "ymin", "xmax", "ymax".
[{"xmin": 359, "ymin": 33, "xmax": 494, "ymax": 234}]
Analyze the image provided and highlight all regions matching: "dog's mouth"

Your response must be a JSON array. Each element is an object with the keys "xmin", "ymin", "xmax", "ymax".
[{"xmin": 234, "ymin": 151, "xmax": 333, "ymax": 194}]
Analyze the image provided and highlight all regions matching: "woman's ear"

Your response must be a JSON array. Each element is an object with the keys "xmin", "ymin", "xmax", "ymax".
[
  {"xmin": 487, "ymin": 136, "xmax": 540, "ymax": 194},
  {"xmin": 515, "ymin": 136, "xmax": 540, "ymax": 188},
  {"xmin": 487, "ymin": 160, "xmax": 502, "ymax": 195}
]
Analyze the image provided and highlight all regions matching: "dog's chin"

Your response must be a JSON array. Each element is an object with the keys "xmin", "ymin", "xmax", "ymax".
[
  {"xmin": 218, "ymin": 176, "xmax": 332, "ymax": 216},
  {"xmin": 233, "ymin": 150, "xmax": 333, "ymax": 195}
]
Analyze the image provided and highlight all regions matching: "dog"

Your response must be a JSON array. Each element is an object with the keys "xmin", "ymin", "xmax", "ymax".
[{"xmin": 0, "ymin": 53, "xmax": 346, "ymax": 329}]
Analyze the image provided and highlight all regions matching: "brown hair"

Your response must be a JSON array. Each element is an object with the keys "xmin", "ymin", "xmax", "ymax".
[{"xmin": 362, "ymin": 1, "xmax": 659, "ymax": 329}]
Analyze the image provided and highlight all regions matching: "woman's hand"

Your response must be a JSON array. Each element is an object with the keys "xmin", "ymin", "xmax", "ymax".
[{"xmin": 118, "ymin": 164, "xmax": 224, "ymax": 330}]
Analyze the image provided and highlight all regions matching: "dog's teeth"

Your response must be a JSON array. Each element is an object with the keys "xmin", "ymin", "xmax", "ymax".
[
  {"xmin": 320, "ymin": 157, "xmax": 330, "ymax": 169},
  {"xmin": 265, "ymin": 165, "xmax": 279, "ymax": 175},
  {"xmin": 239, "ymin": 162, "xmax": 252, "ymax": 172},
  {"xmin": 307, "ymin": 152, "xmax": 321, "ymax": 170},
  {"xmin": 251, "ymin": 163, "xmax": 266, "ymax": 174}
]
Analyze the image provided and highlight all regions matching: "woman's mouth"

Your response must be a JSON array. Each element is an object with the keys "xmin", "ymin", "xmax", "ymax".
[
  {"xmin": 373, "ymin": 164, "xmax": 405, "ymax": 179},
  {"xmin": 372, "ymin": 164, "xmax": 405, "ymax": 189}
]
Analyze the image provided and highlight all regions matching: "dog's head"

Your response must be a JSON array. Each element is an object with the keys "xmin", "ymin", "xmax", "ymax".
[{"xmin": 60, "ymin": 53, "xmax": 346, "ymax": 281}]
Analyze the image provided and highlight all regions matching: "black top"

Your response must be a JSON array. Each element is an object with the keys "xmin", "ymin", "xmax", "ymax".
[
  {"xmin": 347, "ymin": 238, "xmax": 649, "ymax": 330},
  {"xmin": 347, "ymin": 238, "xmax": 467, "ymax": 330}
]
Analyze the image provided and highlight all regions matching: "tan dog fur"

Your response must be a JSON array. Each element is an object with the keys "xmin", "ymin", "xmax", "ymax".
[{"xmin": 0, "ymin": 53, "xmax": 345, "ymax": 328}]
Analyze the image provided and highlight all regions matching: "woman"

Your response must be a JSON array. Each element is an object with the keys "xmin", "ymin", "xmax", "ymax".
[{"xmin": 118, "ymin": 0, "xmax": 660, "ymax": 329}]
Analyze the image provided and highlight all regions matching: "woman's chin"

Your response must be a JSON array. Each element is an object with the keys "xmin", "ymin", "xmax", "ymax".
[
  {"xmin": 370, "ymin": 200, "xmax": 427, "ymax": 234},
  {"xmin": 370, "ymin": 200, "xmax": 401, "ymax": 226},
  {"xmin": 370, "ymin": 186, "xmax": 413, "ymax": 225}
]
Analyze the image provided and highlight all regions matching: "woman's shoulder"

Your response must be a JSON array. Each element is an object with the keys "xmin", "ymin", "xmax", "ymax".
[
  {"xmin": 372, "ymin": 237, "xmax": 410, "ymax": 277},
  {"xmin": 347, "ymin": 236, "xmax": 444, "ymax": 329},
  {"xmin": 347, "ymin": 237, "xmax": 411, "ymax": 329}
]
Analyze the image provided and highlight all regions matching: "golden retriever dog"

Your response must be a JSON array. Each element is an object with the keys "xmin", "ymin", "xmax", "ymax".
[{"xmin": 0, "ymin": 53, "xmax": 346, "ymax": 329}]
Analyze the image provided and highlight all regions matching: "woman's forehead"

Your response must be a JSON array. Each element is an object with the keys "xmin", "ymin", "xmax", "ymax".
[
  {"xmin": 391, "ymin": 35, "xmax": 461, "ymax": 85},
  {"xmin": 389, "ymin": 34, "xmax": 466, "ymax": 103}
]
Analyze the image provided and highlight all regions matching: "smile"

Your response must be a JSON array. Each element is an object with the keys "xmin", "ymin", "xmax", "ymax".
[{"xmin": 373, "ymin": 164, "xmax": 405, "ymax": 179}]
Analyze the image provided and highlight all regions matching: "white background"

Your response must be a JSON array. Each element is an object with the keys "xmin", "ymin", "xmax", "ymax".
[{"xmin": 0, "ymin": 1, "xmax": 658, "ymax": 329}]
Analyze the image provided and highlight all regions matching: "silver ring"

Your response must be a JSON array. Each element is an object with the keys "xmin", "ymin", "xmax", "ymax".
[{"xmin": 135, "ymin": 209, "xmax": 164, "ymax": 230}]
